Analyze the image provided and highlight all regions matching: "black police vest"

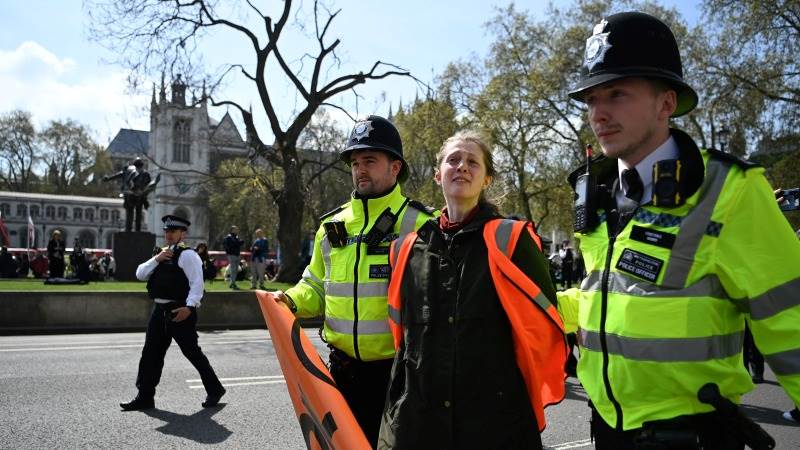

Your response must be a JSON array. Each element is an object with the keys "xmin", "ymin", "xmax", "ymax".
[{"xmin": 146, "ymin": 246, "xmax": 191, "ymax": 304}]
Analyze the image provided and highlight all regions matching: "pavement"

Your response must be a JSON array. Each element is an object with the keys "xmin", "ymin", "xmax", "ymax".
[{"xmin": 1, "ymin": 329, "xmax": 798, "ymax": 449}]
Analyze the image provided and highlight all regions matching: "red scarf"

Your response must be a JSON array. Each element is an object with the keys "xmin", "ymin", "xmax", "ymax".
[{"xmin": 439, "ymin": 205, "xmax": 480, "ymax": 232}]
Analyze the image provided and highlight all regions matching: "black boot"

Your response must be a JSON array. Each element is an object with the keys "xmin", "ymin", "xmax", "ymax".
[
  {"xmin": 202, "ymin": 387, "xmax": 226, "ymax": 408},
  {"xmin": 120, "ymin": 395, "xmax": 154, "ymax": 411}
]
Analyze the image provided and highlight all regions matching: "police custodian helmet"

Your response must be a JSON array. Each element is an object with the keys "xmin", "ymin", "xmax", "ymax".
[
  {"xmin": 340, "ymin": 115, "xmax": 408, "ymax": 182},
  {"xmin": 569, "ymin": 11, "xmax": 698, "ymax": 117}
]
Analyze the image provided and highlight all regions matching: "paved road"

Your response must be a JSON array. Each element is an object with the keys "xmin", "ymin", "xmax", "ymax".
[{"xmin": 1, "ymin": 329, "xmax": 798, "ymax": 449}]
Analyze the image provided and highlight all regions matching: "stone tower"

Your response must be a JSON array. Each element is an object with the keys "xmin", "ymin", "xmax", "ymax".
[{"xmin": 146, "ymin": 75, "xmax": 211, "ymax": 243}]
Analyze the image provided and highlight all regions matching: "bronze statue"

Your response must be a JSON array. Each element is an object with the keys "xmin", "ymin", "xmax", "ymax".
[{"xmin": 103, "ymin": 158, "xmax": 160, "ymax": 232}]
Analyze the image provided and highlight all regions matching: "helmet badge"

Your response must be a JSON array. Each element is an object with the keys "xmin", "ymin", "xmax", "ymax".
[
  {"xmin": 352, "ymin": 120, "xmax": 374, "ymax": 142},
  {"xmin": 584, "ymin": 19, "xmax": 611, "ymax": 71}
]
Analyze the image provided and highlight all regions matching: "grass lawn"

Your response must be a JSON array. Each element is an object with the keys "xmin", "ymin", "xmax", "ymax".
[{"xmin": 0, "ymin": 278, "xmax": 293, "ymax": 292}]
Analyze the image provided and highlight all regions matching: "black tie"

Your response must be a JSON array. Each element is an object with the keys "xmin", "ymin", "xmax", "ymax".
[{"xmin": 622, "ymin": 169, "xmax": 643, "ymax": 203}]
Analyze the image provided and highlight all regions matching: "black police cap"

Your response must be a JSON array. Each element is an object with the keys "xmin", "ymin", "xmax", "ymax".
[
  {"xmin": 569, "ymin": 11, "xmax": 698, "ymax": 117},
  {"xmin": 162, "ymin": 214, "xmax": 190, "ymax": 230},
  {"xmin": 340, "ymin": 115, "xmax": 408, "ymax": 182}
]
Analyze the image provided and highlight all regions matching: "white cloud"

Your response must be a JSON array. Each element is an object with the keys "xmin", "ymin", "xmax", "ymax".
[{"xmin": 0, "ymin": 41, "xmax": 150, "ymax": 145}]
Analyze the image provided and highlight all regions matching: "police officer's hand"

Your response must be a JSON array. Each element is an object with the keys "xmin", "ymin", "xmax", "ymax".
[
  {"xmin": 274, "ymin": 290, "xmax": 290, "ymax": 307},
  {"xmin": 171, "ymin": 306, "xmax": 191, "ymax": 322},
  {"xmin": 775, "ymin": 188, "xmax": 785, "ymax": 204},
  {"xmin": 155, "ymin": 249, "xmax": 173, "ymax": 263},
  {"xmin": 274, "ymin": 290, "xmax": 297, "ymax": 313}
]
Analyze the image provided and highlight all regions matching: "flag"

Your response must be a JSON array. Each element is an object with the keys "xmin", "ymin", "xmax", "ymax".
[
  {"xmin": 0, "ymin": 212, "xmax": 9, "ymax": 246},
  {"xmin": 27, "ymin": 215, "xmax": 35, "ymax": 248}
]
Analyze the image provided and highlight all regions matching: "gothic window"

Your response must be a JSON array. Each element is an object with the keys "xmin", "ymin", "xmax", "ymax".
[
  {"xmin": 100, "ymin": 209, "xmax": 109, "ymax": 221},
  {"xmin": 173, "ymin": 119, "xmax": 191, "ymax": 163},
  {"xmin": 46, "ymin": 206, "xmax": 55, "ymax": 218},
  {"xmin": 85, "ymin": 208, "xmax": 94, "ymax": 221},
  {"xmin": 17, "ymin": 204, "xmax": 27, "ymax": 217},
  {"xmin": 0, "ymin": 203, "xmax": 9, "ymax": 216},
  {"xmin": 77, "ymin": 230, "xmax": 96, "ymax": 249},
  {"xmin": 58, "ymin": 207, "xmax": 67, "ymax": 219},
  {"xmin": 73, "ymin": 208, "xmax": 82, "ymax": 220},
  {"xmin": 30, "ymin": 205, "xmax": 39, "ymax": 217},
  {"xmin": 111, "ymin": 210, "xmax": 120, "ymax": 222}
]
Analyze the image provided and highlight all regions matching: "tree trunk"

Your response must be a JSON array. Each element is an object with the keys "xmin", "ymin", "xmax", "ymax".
[{"xmin": 273, "ymin": 145, "xmax": 305, "ymax": 283}]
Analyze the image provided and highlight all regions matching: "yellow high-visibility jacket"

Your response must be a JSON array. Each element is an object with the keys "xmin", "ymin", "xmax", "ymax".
[
  {"xmin": 558, "ymin": 129, "xmax": 800, "ymax": 430},
  {"xmin": 286, "ymin": 183, "xmax": 434, "ymax": 361}
]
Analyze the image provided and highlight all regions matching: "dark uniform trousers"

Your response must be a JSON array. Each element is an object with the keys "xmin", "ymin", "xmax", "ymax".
[
  {"xmin": 136, "ymin": 304, "xmax": 223, "ymax": 398},
  {"xmin": 328, "ymin": 347, "xmax": 393, "ymax": 447}
]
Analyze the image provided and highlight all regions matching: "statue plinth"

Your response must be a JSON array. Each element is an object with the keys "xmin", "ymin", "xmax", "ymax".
[{"xmin": 113, "ymin": 232, "xmax": 156, "ymax": 281}]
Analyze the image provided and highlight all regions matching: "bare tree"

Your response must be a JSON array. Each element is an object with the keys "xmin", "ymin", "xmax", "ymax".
[{"xmin": 87, "ymin": 0, "xmax": 416, "ymax": 281}]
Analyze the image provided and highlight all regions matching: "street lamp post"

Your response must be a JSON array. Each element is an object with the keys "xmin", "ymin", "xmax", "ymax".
[{"xmin": 718, "ymin": 126, "xmax": 731, "ymax": 152}]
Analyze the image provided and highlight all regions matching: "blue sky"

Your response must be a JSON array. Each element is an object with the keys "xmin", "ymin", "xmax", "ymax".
[{"xmin": 0, "ymin": 0, "xmax": 702, "ymax": 145}]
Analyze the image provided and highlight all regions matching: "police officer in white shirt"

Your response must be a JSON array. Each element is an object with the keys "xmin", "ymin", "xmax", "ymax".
[{"xmin": 120, "ymin": 214, "xmax": 225, "ymax": 410}]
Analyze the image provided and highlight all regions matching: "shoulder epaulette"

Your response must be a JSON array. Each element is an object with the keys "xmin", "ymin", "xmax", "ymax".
[
  {"xmin": 407, "ymin": 199, "xmax": 437, "ymax": 216},
  {"xmin": 705, "ymin": 148, "xmax": 761, "ymax": 170},
  {"xmin": 319, "ymin": 203, "xmax": 347, "ymax": 221}
]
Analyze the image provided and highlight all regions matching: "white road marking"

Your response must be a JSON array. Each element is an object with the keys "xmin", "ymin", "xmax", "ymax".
[
  {"xmin": 546, "ymin": 438, "xmax": 593, "ymax": 449},
  {"xmin": 0, "ymin": 339, "xmax": 272, "ymax": 352},
  {"xmin": 187, "ymin": 375, "xmax": 284, "ymax": 382},
  {"xmin": 188, "ymin": 380, "xmax": 286, "ymax": 388}
]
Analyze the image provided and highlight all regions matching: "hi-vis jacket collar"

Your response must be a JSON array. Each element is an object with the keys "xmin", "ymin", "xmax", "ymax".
[{"xmin": 568, "ymin": 128, "xmax": 705, "ymax": 205}]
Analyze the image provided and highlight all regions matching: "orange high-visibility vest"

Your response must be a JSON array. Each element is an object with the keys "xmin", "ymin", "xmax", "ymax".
[{"xmin": 387, "ymin": 218, "xmax": 568, "ymax": 431}]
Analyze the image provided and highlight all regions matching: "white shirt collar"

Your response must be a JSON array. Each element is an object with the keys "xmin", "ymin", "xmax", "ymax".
[{"xmin": 617, "ymin": 135, "xmax": 680, "ymax": 205}]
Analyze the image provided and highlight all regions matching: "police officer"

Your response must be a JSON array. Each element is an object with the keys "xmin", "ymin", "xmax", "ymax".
[
  {"xmin": 274, "ymin": 115, "xmax": 435, "ymax": 446},
  {"xmin": 558, "ymin": 11, "xmax": 800, "ymax": 449},
  {"xmin": 120, "ymin": 214, "xmax": 225, "ymax": 411}
]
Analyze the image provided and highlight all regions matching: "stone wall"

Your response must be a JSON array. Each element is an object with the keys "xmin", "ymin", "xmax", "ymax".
[{"xmin": 0, "ymin": 291, "xmax": 321, "ymax": 334}]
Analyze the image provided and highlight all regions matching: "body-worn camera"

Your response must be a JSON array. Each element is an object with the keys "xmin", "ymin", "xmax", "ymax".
[
  {"xmin": 324, "ymin": 221, "xmax": 348, "ymax": 247},
  {"xmin": 652, "ymin": 159, "xmax": 682, "ymax": 207},
  {"xmin": 362, "ymin": 207, "xmax": 397, "ymax": 247}
]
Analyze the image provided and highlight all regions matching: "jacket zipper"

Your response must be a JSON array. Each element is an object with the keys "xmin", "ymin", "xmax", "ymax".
[
  {"xmin": 352, "ymin": 199, "xmax": 369, "ymax": 361},
  {"xmin": 600, "ymin": 234, "xmax": 623, "ymax": 429}
]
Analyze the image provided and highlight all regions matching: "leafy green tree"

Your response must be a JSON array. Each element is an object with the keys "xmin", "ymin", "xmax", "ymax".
[
  {"xmin": 40, "ymin": 120, "xmax": 104, "ymax": 194},
  {"xmin": 393, "ymin": 96, "xmax": 459, "ymax": 209},
  {"xmin": 0, "ymin": 110, "xmax": 40, "ymax": 192}
]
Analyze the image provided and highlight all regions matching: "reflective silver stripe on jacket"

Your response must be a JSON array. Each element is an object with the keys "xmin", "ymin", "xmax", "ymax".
[
  {"xmin": 744, "ymin": 277, "xmax": 800, "ymax": 321},
  {"xmin": 580, "ymin": 329, "xmax": 743, "ymax": 362},
  {"xmin": 388, "ymin": 304, "xmax": 401, "ymax": 324},
  {"xmin": 397, "ymin": 206, "xmax": 420, "ymax": 242},
  {"xmin": 765, "ymin": 347, "xmax": 800, "ymax": 376},
  {"xmin": 325, "ymin": 317, "xmax": 391, "ymax": 335},
  {"xmin": 662, "ymin": 158, "xmax": 730, "ymax": 288},
  {"xmin": 325, "ymin": 281, "xmax": 388, "ymax": 298},
  {"xmin": 321, "ymin": 237, "xmax": 332, "ymax": 280},
  {"xmin": 492, "ymin": 219, "xmax": 554, "ymax": 311},
  {"xmin": 494, "ymin": 219, "xmax": 516, "ymax": 256},
  {"xmin": 391, "ymin": 230, "xmax": 414, "ymax": 268},
  {"xmin": 300, "ymin": 267, "xmax": 325, "ymax": 299},
  {"xmin": 581, "ymin": 271, "xmax": 728, "ymax": 299}
]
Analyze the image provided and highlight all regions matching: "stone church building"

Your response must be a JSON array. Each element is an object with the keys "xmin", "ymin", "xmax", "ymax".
[{"xmin": 106, "ymin": 76, "xmax": 249, "ymax": 243}]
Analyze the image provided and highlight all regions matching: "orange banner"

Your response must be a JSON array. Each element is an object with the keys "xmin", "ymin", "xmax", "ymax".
[{"xmin": 255, "ymin": 291, "xmax": 370, "ymax": 450}]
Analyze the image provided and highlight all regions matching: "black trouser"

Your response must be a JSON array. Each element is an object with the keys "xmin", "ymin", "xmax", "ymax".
[
  {"xmin": 590, "ymin": 406, "xmax": 745, "ymax": 450},
  {"xmin": 561, "ymin": 265, "xmax": 574, "ymax": 289},
  {"xmin": 135, "ymin": 304, "xmax": 223, "ymax": 398},
  {"xmin": 743, "ymin": 326, "xmax": 764, "ymax": 378},
  {"xmin": 328, "ymin": 347, "xmax": 393, "ymax": 449}
]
